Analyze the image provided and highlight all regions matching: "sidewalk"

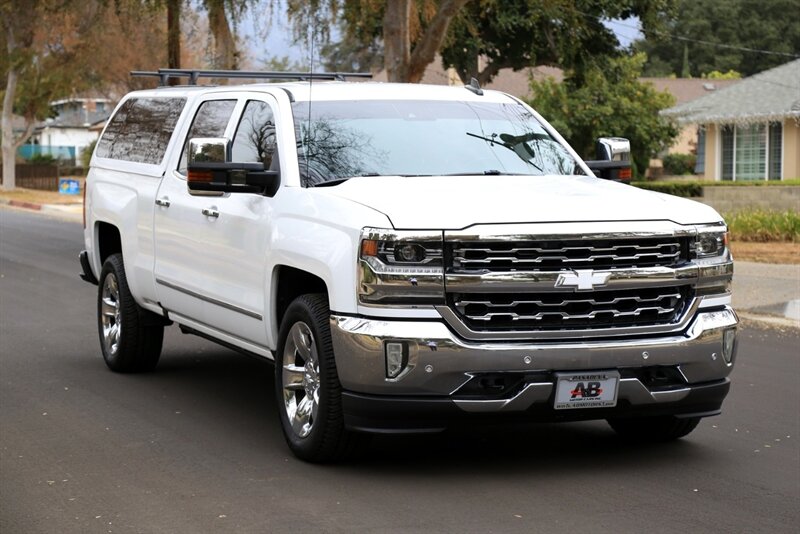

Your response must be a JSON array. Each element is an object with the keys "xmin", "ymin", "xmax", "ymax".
[{"xmin": 733, "ymin": 261, "xmax": 800, "ymax": 323}]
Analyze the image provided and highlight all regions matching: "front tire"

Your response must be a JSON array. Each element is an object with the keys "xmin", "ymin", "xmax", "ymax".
[
  {"xmin": 97, "ymin": 253, "xmax": 163, "ymax": 372},
  {"xmin": 275, "ymin": 294, "xmax": 363, "ymax": 462},
  {"xmin": 607, "ymin": 416, "xmax": 701, "ymax": 442}
]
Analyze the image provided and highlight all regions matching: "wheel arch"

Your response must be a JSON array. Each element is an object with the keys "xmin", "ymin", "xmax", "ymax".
[{"xmin": 272, "ymin": 265, "xmax": 329, "ymax": 339}]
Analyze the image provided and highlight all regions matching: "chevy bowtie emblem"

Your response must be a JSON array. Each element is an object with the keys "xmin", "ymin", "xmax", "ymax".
[{"xmin": 555, "ymin": 269, "xmax": 612, "ymax": 291}]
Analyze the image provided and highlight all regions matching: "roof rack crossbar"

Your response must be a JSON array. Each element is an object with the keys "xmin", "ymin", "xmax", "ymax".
[{"xmin": 130, "ymin": 69, "xmax": 372, "ymax": 86}]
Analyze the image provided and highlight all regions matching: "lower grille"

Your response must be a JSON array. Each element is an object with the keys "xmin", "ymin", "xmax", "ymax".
[{"xmin": 450, "ymin": 286, "xmax": 693, "ymax": 331}]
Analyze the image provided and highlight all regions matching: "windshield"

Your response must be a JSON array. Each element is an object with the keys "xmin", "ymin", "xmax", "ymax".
[{"xmin": 292, "ymin": 99, "xmax": 581, "ymax": 186}]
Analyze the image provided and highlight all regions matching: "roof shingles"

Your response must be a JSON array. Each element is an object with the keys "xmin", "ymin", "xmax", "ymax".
[{"xmin": 662, "ymin": 59, "xmax": 800, "ymax": 125}]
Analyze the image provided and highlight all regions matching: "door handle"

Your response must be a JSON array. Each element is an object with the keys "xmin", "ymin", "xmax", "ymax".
[
  {"xmin": 202, "ymin": 207, "xmax": 219, "ymax": 219},
  {"xmin": 155, "ymin": 197, "xmax": 170, "ymax": 207}
]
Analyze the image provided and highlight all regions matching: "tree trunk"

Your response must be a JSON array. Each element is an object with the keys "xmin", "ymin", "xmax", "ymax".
[
  {"xmin": 383, "ymin": 0, "xmax": 412, "ymax": 82},
  {"xmin": 383, "ymin": 0, "xmax": 470, "ymax": 83},
  {"xmin": 406, "ymin": 0, "xmax": 470, "ymax": 83},
  {"xmin": 206, "ymin": 0, "xmax": 237, "ymax": 71},
  {"xmin": 167, "ymin": 0, "xmax": 181, "ymax": 71},
  {"xmin": 2, "ymin": 66, "xmax": 19, "ymax": 191}
]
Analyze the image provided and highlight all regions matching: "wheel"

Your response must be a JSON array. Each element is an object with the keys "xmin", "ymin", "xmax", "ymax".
[
  {"xmin": 607, "ymin": 416, "xmax": 701, "ymax": 442},
  {"xmin": 275, "ymin": 294, "xmax": 364, "ymax": 462},
  {"xmin": 97, "ymin": 253, "xmax": 163, "ymax": 372}
]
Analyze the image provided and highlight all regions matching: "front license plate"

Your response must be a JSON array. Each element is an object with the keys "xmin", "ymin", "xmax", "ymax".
[{"xmin": 554, "ymin": 371, "xmax": 620, "ymax": 410}]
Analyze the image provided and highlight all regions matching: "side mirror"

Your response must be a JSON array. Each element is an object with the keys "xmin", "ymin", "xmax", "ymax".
[
  {"xmin": 585, "ymin": 137, "xmax": 633, "ymax": 182},
  {"xmin": 596, "ymin": 137, "xmax": 630, "ymax": 161},
  {"xmin": 187, "ymin": 138, "xmax": 280, "ymax": 196},
  {"xmin": 188, "ymin": 137, "xmax": 228, "ymax": 164}
]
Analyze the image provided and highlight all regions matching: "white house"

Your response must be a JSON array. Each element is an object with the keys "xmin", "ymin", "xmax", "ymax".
[{"xmin": 28, "ymin": 97, "xmax": 112, "ymax": 164}]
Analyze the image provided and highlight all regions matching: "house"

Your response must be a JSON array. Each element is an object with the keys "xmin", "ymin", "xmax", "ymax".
[
  {"xmin": 26, "ymin": 97, "xmax": 112, "ymax": 164},
  {"xmin": 662, "ymin": 59, "xmax": 800, "ymax": 181},
  {"xmin": 641, "ymin": 78, "xmax": 740, "ymax": 157}
]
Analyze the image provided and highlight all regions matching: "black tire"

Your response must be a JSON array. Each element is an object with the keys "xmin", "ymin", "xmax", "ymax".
[
  {"xmin": 275, "ymin": 294, "xmax": 364, "ymax": 462},
  {"xmin": 607, "ymin": 416, "xmax": 701, "ymax": 442},
  {"xmin": 97, "ymin": 253, "xmax": 163, "ymax": 372}
]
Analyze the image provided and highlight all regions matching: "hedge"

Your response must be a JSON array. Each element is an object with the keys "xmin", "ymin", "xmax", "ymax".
[{"xmin": 632, "ymin": 179, "xmax": 800, "ymax": 198}]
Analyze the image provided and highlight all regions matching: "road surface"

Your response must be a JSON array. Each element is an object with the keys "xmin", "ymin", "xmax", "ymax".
[{"xmin": 1, "ymin": 207, "xmax": 798, "ymax": 533}]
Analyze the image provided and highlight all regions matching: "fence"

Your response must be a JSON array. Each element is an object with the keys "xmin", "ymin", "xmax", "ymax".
[{"xmin": 0, "ymin": 164, "xmax": 60, "ymax": 190}]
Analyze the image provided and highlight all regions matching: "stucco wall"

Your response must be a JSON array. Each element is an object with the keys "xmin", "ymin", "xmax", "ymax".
[
  {"xmin": 669, "ymin": 125, "xmax": 698, "ymax": 155},
  {"xmin": 784, "ymin": 119, "xmax": 800, "ymax": 179}
]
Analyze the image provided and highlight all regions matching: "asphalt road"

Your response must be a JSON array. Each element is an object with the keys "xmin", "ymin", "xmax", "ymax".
[{"xmin": 1, "ymin": 207, "xmax": 798, "ymax": 534}]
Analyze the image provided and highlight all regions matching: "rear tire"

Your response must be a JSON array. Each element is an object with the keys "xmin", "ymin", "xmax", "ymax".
[
  {"xmin": 275, "ymin": 294, "xmax": 365, "ymax": 462},
  {"xmin": 607, "ymin": 416, "xmax": 701, "ymax": 442},
  {"xmin": 97, "ymin": 253, "xmax": 163, "ymax": 372}
]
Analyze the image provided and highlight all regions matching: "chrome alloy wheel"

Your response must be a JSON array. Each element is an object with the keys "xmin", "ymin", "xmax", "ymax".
[
  {"xmin": 282, "ymin": 321, "xmax": 320, "ymax": 438},
  {"xmin": 100, "ymin": 272, "xmax": 122, "ymax": 356}
]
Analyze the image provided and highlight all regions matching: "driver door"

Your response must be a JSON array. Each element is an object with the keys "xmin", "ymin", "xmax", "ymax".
[{"xmin": 153, "ymin": 93, "xmax": 281, "ymax": 348}]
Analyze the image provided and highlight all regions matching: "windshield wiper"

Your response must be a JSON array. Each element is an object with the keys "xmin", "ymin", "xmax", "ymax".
[
  {"xmin": 310, "ymin": 177, "xmax": 353, "ymax": 187},
  {"xmin": 466, "ymin": 131, "xmax": 545, "ymax": 173},
  {"xmin": 311, "ymin": 173, "xmax": 384, "ymax": 187}
]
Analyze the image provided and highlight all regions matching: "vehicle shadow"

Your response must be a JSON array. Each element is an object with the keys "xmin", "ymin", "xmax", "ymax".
[{"xmin": 128, "ymin": 338, "xmax": 717, "ymax": 476}]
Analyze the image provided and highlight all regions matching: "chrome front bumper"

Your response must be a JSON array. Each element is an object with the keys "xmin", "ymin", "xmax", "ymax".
[{"xmin": 329, "ymin": 307, "xmax": 738, "ymax": 409}]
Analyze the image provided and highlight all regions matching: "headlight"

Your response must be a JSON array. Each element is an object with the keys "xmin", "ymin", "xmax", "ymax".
[
  {"xmin": 358, "ymin": 228, "xmax": 444, "ymax": 306},
  {"xmin": 694, "ymin": 224, "xmax": 733, "ymax": 297},
  {"xmin": 694, "ymin": 227, "xmax": 729, "ymax": 259}
]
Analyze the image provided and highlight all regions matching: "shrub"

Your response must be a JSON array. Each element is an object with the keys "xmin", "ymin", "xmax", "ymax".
[
  {"xmin": 632, "ymin": 179, "xmax": 800, "ymax": 197},
  {"xmin": 633, "ymin": 181, "xmax": 703, "ymax": 197},
  {"xmin": 662, "ymin": 153, "xmax": 696, "ymax": 175},
  {"xmin": 27, "ymin": 153, "xmax": 57, "ymax": 165},
  {"xmin": 80, "ymin": 139, "xmax": 97, "ymax": 169},
  {"xmin": 724, "ymin": 210, "xmax": 800, "ymax": 242}
]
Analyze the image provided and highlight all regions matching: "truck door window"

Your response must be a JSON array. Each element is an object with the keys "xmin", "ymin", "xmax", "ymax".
[
  {"xmin": 177, "ymin": 99, "xmax": 237, "ymax": 174},
  {"xmin": 231, "ymin": 100, "xmax": 278, "ymax": 169}
]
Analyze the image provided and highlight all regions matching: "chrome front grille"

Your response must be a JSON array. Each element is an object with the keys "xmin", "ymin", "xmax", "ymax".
[
  {"xmin": 450, "ymin": 286, "xmax": 693, "ymax": 331},
  {"xmin": 449, "ymin": 237, "xmax": 690, "ymax": 272}
]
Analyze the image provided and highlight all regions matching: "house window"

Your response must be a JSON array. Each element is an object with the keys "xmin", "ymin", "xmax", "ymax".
[
  {"xmin": 769, "ymin": 122, "xmax": 782, "ymax": 180},
  {"xmin": 694, "ymin": 128, "xmax": 705, "ymax": 174},
  {"xmin": 721, "ymin": 127, "xmax": 734, "ymax": 180},
  {"xmin": 719, "ymin": 122, "xmax": 783, "ymax": 181}
]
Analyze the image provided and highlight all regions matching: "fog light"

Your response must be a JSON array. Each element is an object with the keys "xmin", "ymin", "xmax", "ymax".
[
  {"xmin": 722, "ymin": 328, "xmax": 736, "ymax": 364},
  {"xmin": 385, "ymin": 342, "xmax": 407, "ymax": 378}
]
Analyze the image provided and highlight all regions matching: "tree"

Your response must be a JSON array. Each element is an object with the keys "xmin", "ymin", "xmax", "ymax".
[
  {"xmin": 441, "ymin": 0, "xmax": 674, "ymax": 85},
  {"xmin": 285, "ymin": 0, "xmax": 470, "ymax": 82},
  {"xmin": 382, "ymin": 0, "xmax": 469, "ymax": 82},
  {"xmin": 204, "ymin": 0, "xmax": 239, "ymax": 69},
  {"xmin": 1, "ymin": 0, "xmax": 173, "ymax": 190},
  {"xmin": 1, "ymin": 0, "xmax": 109, "ymax": 190},
  {"xmin": 1, "ymin": 0, "xmax": 36, "ymax": 190},
  {"xmin": 529, "ymin": 53, "xmax": 678, "ymax": 177},
  {"xmin": 166, "ymin": 0, "xmax": 181, "ymax": 70},
  {"xmin": 634, "ymin": 0, "xmax": 800, "ymax": 77}
]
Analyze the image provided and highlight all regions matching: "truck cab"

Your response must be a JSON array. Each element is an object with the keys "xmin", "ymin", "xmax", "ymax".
[{"xmin": 81, "ymin": 72, "xmax": 737, "ymax": 462}]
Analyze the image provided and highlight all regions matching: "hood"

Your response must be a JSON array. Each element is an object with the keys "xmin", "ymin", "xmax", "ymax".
[{"xmin": 312, "ymin": 175, "xmax": 722, "ymax": 230}]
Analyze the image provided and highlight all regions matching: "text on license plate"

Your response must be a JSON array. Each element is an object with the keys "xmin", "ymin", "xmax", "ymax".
[{"xmin": 554, "ymin": 371, "xmax": 620, "ymax": 410}]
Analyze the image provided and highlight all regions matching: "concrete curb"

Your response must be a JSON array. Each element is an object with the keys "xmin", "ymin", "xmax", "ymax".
[
  {"xmin": 0, "ymin": 197, "xmax": 82, "ymax": 220},
  {"xmin": 738, "ymin": 312, "xmax": 800, "ymax": 330}
]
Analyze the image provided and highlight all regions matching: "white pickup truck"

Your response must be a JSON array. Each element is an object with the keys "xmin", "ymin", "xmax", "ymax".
[{"xmin": 81, "ymin": 70, "xmax": 737, "ymax": 461}]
